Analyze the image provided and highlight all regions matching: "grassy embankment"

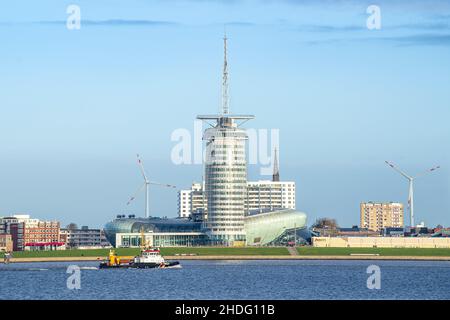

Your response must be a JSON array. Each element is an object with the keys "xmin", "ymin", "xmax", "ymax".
[
  {"xmin": 2, "ymin": 246, "xmax": 450, "ymax": 258},
  {"xmin": 0, "ymin": 247, "xmax": 289, "ymax": 258},
  {"xmin": 296, "ymin": 247, "xmax": 450, "ymax": 257}
]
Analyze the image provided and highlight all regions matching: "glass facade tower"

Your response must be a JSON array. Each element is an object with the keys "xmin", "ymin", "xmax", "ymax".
[
  {"xmin": 197, "ymin": 35, "xmax": 254, "ymax": 245},
  {"xmin": 202, "ymin": 117, "xmax": 249, "ymax": 244}
]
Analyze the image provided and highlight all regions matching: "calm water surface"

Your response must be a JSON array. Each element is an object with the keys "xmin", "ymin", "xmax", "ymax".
[{"xmin": 1, "ymin": 260, "xmax": 449, "ymax": 300}]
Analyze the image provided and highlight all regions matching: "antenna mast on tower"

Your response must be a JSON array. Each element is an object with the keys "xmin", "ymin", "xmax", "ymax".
[
  {"xmin": 222, "ymin": 32, "xmax": 229, "ymax": 115},
  {"xmin": 197, "ymin": 33, "xmax": 254, "ymax": 126}
]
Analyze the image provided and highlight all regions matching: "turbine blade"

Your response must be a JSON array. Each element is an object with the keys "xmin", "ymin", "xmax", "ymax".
[
  {"xmin": 126, "ymin": 183, "xmax": 146, "ymax": 205},
  {"xmin": 385, "ymin": 161, "xmax": 412, "ymax": 180},
  {"xmin": 136, "ymin": 154, "xmax": 148, "ymax": 182},
  {"xmin": 415, "ymin": 165, "xmax": 441, "ymax": 179},
  {"xmin": 149, "ymin": 181, "xmax": 177, "ymax": 188}
]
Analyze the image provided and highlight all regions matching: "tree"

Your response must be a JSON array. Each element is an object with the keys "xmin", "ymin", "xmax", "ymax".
[
  {"xmin": 66, "ymin": 223, "xmax": 78, "ymax": 230},
  {"xmin": 311, "ymin": 218, "xmax": 339, "ymax": 230}
]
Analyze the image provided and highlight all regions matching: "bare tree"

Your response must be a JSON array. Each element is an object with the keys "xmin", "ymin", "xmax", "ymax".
[
  {"xmin": 312, "ymin": 218, "xmax": 339, "ymax": 230},
  {"xmin": 66, "ymin": 223, "xmax": 78, "ymax": 230}
]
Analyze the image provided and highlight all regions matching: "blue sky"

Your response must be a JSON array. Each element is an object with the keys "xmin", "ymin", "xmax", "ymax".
[{"xmin": 0, "ymin": 0, "xmax": 449, "ymax": 228}]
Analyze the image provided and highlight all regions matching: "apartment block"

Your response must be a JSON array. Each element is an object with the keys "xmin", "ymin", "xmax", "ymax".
[
  {"xmin": 246, "ymin": 180, "xmax": 296, "ymax": 214},
  {"xmin": 360, "ymin": 202, "xmax": 404, "ymax": 232},
  {"xmin": 178, "ymin": 183, "xmax": 207, "ymax": 218}
]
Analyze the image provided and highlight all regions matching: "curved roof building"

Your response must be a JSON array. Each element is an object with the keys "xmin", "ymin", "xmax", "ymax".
[
  {"xmin": 104, "ymin": 217, "xmax": 202, "ymax": 247},
  {"xmin": 245, "ymin": 209, "xmax": 309, "ymax": 246},
  {"xmin": 104, "ymin": 209, "xmax": 309, "ymax": 247}
]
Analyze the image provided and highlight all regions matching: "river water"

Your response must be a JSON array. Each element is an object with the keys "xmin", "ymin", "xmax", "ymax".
[{"xmin": 1, "ymin": 260, "xmax": 449, "ymax": 300}]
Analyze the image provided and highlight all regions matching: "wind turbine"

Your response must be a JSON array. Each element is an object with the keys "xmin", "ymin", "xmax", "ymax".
[
  {"xmin": 127, "ymin": 154, "xmax": 176, "ymax": 218},
  {"xmin": 385, "ymin": 161, "xmax": 440, "ymax": 228}
]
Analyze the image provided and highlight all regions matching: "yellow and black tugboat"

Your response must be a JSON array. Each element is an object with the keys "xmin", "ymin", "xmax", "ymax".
[{"xmin": 99, "ymin": 249, "xmax": 131, "ymax": 269}]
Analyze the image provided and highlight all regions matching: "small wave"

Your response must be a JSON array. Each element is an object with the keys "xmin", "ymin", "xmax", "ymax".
[
  {"xmin": 163, "ymin": 265, "xmax": 182, "ymax": 269},
  {"xmin": 0, "ymin": 268, "xmax": 49, "ymax": 272}
]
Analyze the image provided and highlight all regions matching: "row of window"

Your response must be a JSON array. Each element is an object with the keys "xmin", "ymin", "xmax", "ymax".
[{"xmin": 206, "ymin": 167, "xmax": 246, "ymax": 172}]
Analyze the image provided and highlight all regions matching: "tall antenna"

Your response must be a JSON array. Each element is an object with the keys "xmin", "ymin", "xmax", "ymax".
[
  {"xmin": 273, "ymin": 147, "xmax": 280, "ymax": 182},
  {"xmin": 222, "ymin": 31, "xmax": 229, "ymax": 115},
  {"xmin": 197, "ymin": 35, "xmax": 254, "ymax": 126}
]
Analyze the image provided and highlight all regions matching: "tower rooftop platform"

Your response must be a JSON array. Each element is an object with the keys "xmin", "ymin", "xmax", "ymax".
[{"xmin": 197, "ymin": 114, "xmax": 255, "ymax": 120}]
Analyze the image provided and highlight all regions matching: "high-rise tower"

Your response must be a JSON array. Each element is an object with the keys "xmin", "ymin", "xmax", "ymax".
[{"xmin": 197, "ymin": 34, "xmax": 254, "ymax": 245}]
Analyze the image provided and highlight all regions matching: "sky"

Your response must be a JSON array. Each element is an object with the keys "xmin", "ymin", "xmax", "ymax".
[{"xmin": 0, "ymin": 0, "xmax": 449, "ymax": 228}]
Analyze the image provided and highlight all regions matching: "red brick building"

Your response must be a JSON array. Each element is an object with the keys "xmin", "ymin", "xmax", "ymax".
[
  {"xmin": 1, "ymin": 215, "xmax": 63, "ymax": 251},
  {"xmin": 23, "ymin": 220, "xmax": 63, "ymax": 250}
]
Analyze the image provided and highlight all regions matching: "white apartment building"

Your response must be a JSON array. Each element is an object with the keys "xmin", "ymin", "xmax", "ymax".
[
  {"xmin": 178, "ymin": 183, "xmax": 205, "ymax": 218},
  {"xmin": 246, "ymin": 180, "xmax": 296, "ymax": 214},
  {"xmin": 178, "ymin": 180, "xmax": 296, "ymax": 218},
  {"xmin": 12, "ymin": 214, "xmax": 39, "ymax": 225},
  {"xmin": 178, "ymin": 190, "xmax": 191, "ymax": 218}
]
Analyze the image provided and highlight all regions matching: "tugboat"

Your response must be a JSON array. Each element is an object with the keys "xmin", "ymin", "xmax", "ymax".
[
  {"xmin": 99, "ymin": 247, "xmax": 180, "ymax": 269},
  {"xmin": 99, "ymin": 228, "xmax": 180, "ymax": 269},
  {"xmin": 130, "ymin": 247, "xmax": 180, "ymax": 269}
]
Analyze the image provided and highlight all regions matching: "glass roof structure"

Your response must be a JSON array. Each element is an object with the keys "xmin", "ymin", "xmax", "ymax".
[{"xmin": 104, "ymin": 209, "xmax": 308, "ymax": 247}]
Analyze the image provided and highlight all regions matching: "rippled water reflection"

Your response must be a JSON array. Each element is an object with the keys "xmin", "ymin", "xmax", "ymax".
[{"xmin": 1, "ymin": 260, "xmax": 449, "ymax": 300}]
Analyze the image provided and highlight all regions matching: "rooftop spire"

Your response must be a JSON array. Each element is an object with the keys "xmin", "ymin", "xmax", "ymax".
[
  {"xmin": 197, "ymin": 34, "xmax": 254, "ymax": 126},
  {"xmin": 222, "ymin": 31, "xmax": 229, "ymax": 115},
  {"xmin": 273, "ymin": 147, "xmax": 280, "ymax": 182}
]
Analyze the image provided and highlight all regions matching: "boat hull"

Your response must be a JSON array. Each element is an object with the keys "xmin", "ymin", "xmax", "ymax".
[{"xmin": 99, "ymin": 261, "xmax": 180, "ymax": 269}]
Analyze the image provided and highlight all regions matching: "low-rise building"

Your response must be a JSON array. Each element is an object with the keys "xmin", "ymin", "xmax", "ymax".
[
  {"xmin": 314, "ymin": 225, "xmax": 379, "ymax": 237},
  {"xmin": 62, "ymin": 226, "xmax": 110, "ymax": 248},
  {"xmin": 337, "ymin": 226, "xmax": 379, "ymax": 237},
  {"xmin": 0, "ymin": 234, "xmax": 13, "ymax": 252},
  {"xmin": 312, "ymin": 236, "xmax": 450, "ymax": 248},
  {"xmin": 405, "ymin": 226, "xmax": 433, "ymax": 237},
  {"xmin": 100, "ymin": 230, "xmax": 112, "ymax": 247},
  {"xmin": 59, "ymin": 228, "xmax": 69, "ymax": 247},
  {"xmin": 1, "ymin": 215, "xmax": 63, "ymax": 251},
  {"xmin": 432, "ymin": 227, "xmax": 450, "ymax": 237},
  {"xmin": 1, "ymin": 216, "xmax": 25, "ymax": 251},
  {"xmin": 10, "ymin": 222, "xmax": 25, "ymax": 251},
  {"xmin": 381, "ymin": 227, "xmax": 405, "ymax": 237}
]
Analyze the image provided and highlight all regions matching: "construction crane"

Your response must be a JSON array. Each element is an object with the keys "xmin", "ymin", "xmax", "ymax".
[{"xmin": 127, "ymin": 154, "xmax": 177, "ymax": 218}]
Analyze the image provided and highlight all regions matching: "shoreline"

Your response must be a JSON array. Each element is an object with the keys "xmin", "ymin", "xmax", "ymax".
[{"xmin": 5, "ymin": 255, "xmax": 450, "ymax": 263}]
